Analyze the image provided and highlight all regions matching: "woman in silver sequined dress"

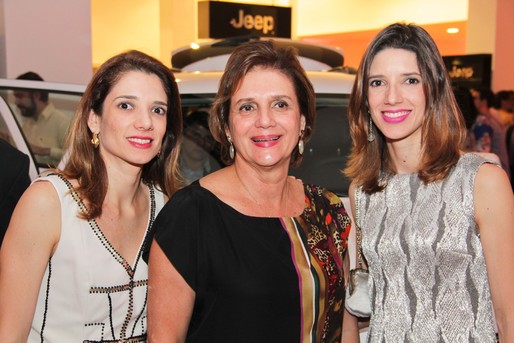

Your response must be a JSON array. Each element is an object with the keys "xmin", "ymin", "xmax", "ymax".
[{"xmin": 345, "ymin": 23, "xmax": 514, "ymax": 342}]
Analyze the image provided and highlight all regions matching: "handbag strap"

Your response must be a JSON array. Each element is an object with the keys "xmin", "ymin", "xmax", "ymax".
[{"xmin": 355, "ymin": 187, "xmax": 365, "ymax": 269}]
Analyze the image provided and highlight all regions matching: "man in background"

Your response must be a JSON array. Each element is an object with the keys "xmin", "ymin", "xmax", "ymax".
[
  {"xmin": 472, "ymin": 87, "xmax": 510, "ymax": 177},
  {"xmin": 179, "ymin": 110, "xmax": 222, "ymax": 185},
  {"xmin": 495, "ymin": 90, "xmax": 514, "ymax": 128},
  {"xmin": 14, "ymin": 71, "xmax": 71, "ymax": 167}
]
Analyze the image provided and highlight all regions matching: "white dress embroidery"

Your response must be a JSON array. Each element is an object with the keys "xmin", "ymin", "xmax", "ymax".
[{"xmin": 28, "ymin": 174, "xmax": 165, "ymax": 342}]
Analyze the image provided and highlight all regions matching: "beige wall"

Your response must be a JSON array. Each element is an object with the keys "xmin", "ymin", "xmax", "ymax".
[
  {"xmin": 90, "ymin": 0, "xmax": 470, "ymax": 71},
  {"xmin": 1, "ymin": 0, "xmax": 92, "ymax": 83},
  {"xmin": 91, "ymin": 0, "xmax": 161, "ymax": 69},
  {"xmin": 0, "ymin": 0, "xmax": 509, "ymax": 89},
  {"xmin": 177, "ymin": 0, "xmax": 469, "ymax": 35},
  {"xmin": 91, "ymin": 0, "xmax": 293, "ymax": 69},
  {"xmin": 296, "ymin": 0, "xmax": 468, "ymax": 36}
]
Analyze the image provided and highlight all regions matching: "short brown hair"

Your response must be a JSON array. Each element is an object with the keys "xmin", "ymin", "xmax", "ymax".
[{"xmin": 209, "ymin": 40, "xmax": 315, "ymax": 167}]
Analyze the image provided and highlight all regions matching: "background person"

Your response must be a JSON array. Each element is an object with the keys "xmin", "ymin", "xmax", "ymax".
[
  {"xmin": 0, "ymin": 138, "xmax": 30, "ymax": 245},
  {"xmin": 453, "ymin": 85, "xmax": 500, "ymax": 164},
  {"xmin": 179, "ymin": 110, "xmax": 221, "ymax": 185},
  {"xmin": 345, "ymin": 23, "xmax": 514, "ymax": 342},
  {"xmin": 495, "ymin": 90, "xmax": 514, "ymax": 188},
  {"xmin": 494, "ymin": 89, "xmax": 514, "ymax": 128},
  {"xmin": 507, "ymin": 122, "xmax": 514, "ymax": 190},
  {"xmin": 14, "ymin": 71, "xmax": 71, "ymax": 167},
  {"xmin": 146, "ymin": 40, "xmax": 359, "ymax": 342},
  {"xmin": 0, "ymin": 50, "xmax": 182, "ymax": 342},
  {"xmin": 471, "ymin": 86, "xmax": 510, "ymax": 176}
]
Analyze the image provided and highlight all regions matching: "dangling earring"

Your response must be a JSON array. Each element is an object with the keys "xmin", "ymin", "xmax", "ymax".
[
  {"xmin": 367, "ymin": 115, "xmax": 375, "ymax": 142},
  {"xmin": 91, "ymin": 132, "xmax": 100, "ymax": 148},
  {"xmin": 227, "ymin": 136, "xmax": 235, "ymax": 160},
  {"xmin": 298, "ymin": 130, "xmax": 305, "ymax": 155},
  {"xmin": 157, "ymin": 151, "xmax": 161, "ymax": 159}
]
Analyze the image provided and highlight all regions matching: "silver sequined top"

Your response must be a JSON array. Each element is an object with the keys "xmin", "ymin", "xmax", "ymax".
[{"xmin": 356, "ymin": 153, "xmax": 497, "ymax": 342}]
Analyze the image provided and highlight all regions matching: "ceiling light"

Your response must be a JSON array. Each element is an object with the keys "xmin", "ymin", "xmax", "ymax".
[{"xmin": 447, "ymin": 28, "xmax": 459, "ymax": 34}]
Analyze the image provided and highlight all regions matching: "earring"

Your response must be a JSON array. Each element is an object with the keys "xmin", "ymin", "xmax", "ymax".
[
  {"xmin": 298, "ymin": 130, "xmax": 305, "ymax": 155},
  {"xmin": 91, "ymin": 132, "xmax": 100, "ymax": 148},
  {"xmin": 367, "ymin": 115, "xmax": 375, "ymax": 142},
  {"xmin": 157, "ymin": 151, "xmax": 161, "ymax": 159},
  {"xmin": 227, "ymin": 136, "xmax": 235, "ymax": 160},
  {"xmin": 298, "ymin": 140, "xmax": 304, "ymax": 155}
]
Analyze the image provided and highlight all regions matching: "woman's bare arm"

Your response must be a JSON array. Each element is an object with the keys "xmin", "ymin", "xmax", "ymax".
[
  {"xmin": 475, "ymin": 164, "xmax": 514, "ymax": 342},
  {"xmin": 341, "ymin": 182, "xmax": 361, "ymax": 343},
  {"xmin": 147, "ymin": 239, "xmax": 195, "ymax": 343},
  {"xmin": 0, "ymin": 181, "xmax": 60, "ymax": 340}
]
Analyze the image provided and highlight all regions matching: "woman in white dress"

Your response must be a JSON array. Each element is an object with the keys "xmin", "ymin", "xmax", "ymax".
[{"xmin": 0, "ymin": 50, "xmax": 182, "ymax": 342}]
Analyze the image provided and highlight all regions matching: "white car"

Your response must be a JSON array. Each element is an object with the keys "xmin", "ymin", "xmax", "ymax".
[
  {"xmin": 0, "ymin": 78, "xmax": 84, "ymax": 180},
  {"xmin": 173, "ymin": 36, "xmax": 355, "ymax": 197},
  {"xmin": 176, "ymin": 69, "xmax": 354, "ymax": 195},
  {"xmin": 0, "ymin": 37, "xmax": 357, "ymax": 255},
  {"xmin": 0, "ymin": 68, "xmax": 354, "ymax": 195}
]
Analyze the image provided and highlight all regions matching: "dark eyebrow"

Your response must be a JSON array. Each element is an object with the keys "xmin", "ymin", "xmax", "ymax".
[
  {"xmin": 368, "ymin": 72, "xmax": 421, "ymax": 79},
  {"xmin": 113, "ymin": 95, "xmax": 167, "ymax": 107},
  {"xmin": 114, "ymin": 95, "xmax": 138, "ymax": 101},
  {"xmin": 154, "ymin": 100, "xmax": 168, "ymax": 107},
  {"xmin": 234, "ymin": 97, "xmax": 255, "ymax": 106},
  {"xmin": 234, "ymin": 94, "xmax": 293, "ymax": 105},
  {"xmin": 271, "ymin": 95, "xmax": 293, "ymax": 101}
]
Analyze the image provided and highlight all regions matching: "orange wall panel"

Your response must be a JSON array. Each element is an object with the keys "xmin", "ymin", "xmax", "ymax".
[{"xmin": 301, "ymin": 21, "xmax": 467, "ymax": 70}]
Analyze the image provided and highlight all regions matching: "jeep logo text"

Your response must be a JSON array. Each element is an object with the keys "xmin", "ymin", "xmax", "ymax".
[{"xmin": 230, "ymin": 10, "xmax": 274, "ymax": 34}]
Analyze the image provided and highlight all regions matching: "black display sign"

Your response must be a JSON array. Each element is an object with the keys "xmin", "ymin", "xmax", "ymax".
[
  {"xmin": 198, "ymin": 1, "xmax": 292, "ymax": 39},
  {"xmin": 443, "ymin": 54, "xmax": 492, "ymax": 89}
]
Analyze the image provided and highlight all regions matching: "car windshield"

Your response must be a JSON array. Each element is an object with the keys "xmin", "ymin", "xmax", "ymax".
[
  {"xmin": 180, "ymin": 93, "xmax": 351, "ymax": 197},
  {"xmin": 0, "ymin": 85, "xmax": 82, "ymax": 170},
  {"xmin": 1, "ymin": 82, "xmax": 352, "ymax": 196}
]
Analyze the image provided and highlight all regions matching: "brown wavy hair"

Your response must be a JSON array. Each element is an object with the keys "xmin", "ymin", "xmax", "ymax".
[
  {"xmin": 344, "ymin": 23, "xmax": 466, "ymax": 194},
  {"xmin": 209, "ymin": 40, "xmax": 315, "ymax": 167},
  {"xmin": 62, "ymin": 50, "xmax": 182, "ymax": 219}
]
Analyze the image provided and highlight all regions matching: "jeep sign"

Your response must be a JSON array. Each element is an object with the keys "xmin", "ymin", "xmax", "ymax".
[
  {"xmin": 198, "ymin": 1, "xmax": 291, "ymax": 39},
  {"xmin": 230, "ymin": 10, "xmax": 274, "ymax": 35}
]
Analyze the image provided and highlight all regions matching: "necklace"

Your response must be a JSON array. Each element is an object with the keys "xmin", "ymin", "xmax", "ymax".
[{"xmin": 234, "ymin": 167, "xmax": 289, "ymax": 218}]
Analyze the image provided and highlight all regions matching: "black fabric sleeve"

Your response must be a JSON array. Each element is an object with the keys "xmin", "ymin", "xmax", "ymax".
[
  {"xmin": 146, "ymin": 184, "xmax": 204, "ymax": 291},
  {"xmin": 0, "ymin": 142, "xmax": 31, "ymax": 243}
]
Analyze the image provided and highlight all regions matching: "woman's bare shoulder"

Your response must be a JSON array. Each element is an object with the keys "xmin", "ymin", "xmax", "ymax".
[
  {"xmin": 22, "ymin": 180, "xmax": 60, "ymax": 210},
  {"xmin": 3, "ymin": 179, "xmax": 61, "ymax": 254}
]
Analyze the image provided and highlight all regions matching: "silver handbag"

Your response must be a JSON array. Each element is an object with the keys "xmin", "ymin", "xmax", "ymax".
[
  {"xmin": 345, "ymin": 190, "xmax": 371, "ymax": 317},
  {"xmin": 345, "ymin": 267, "xmax": 371, "ymax": 317}
]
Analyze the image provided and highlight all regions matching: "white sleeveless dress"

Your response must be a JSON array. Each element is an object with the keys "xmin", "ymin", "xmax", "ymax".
[{"xmin": 28, "ymin": 174, "xmax": 165, "ymax": 343}]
